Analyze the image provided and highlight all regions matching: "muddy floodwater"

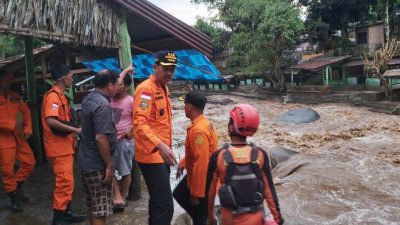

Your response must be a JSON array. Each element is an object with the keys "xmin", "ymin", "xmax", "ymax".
[
  {"xmin": 171, "ymin": 95, "xmax": 400, "ymax": 225},
  {"xmin": 1, "ymin": 94, "xmax": 400, "ymax": 225}
]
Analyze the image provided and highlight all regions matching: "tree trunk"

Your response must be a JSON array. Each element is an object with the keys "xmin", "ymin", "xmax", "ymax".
[
  {"xmin": 377, "ymin": 74, "xmax": 391, "ymax": 97},
  {"xmin": 274, "ymin": 35, "xmax": 286, "ymax": 92},
  {"xmin": 384, "ymin": 0, "xmax": 390, "ymax": 43}
]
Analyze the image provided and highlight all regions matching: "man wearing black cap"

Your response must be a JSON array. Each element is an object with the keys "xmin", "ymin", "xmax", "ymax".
[
  {"xmin": 133, "ymin": 50, "xmax": 178, "ymax": 225},
  {"xmin": 41, "ymin": 64, "xmax": 86, "ymax": 225},
  {"xmin": 173, "ymin": 91, "xmax": 219, "ymax": 225}
]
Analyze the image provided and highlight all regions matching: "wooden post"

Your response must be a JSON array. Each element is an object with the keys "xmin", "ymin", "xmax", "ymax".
[
  {"xmin": 119, "ymin": 8, "xmax": 141, "ymax": 201},
  {"xmin": 291, "ymin": 69, "xmax": 294, "ymax": 86},
  {"xmin": 24, "ymin": 36, "xmax": 44, "ymax": 164}
]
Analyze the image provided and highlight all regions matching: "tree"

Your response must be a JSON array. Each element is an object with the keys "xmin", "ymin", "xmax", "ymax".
[
  {"xmin": 194, "ymin": 18, "xmax": 230, "ymax": 54},
  {"xmin": 299, "ymin": 0, "xmax": 373, "ymax": 50},
  {"xmin": 370, "ymin": 0, "xmax": 400, "ymax": 41},
  {"xmin": 193, "ymin": 0, "xmax": 303, "ymax": 91},
  {"xmin": 362, "ymin": 39, "xmax": 399, "ymax": 97}
]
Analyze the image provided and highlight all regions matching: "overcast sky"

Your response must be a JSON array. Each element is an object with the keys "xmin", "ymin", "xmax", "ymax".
[{"xmin": 147, "ymin": 0, "xmax": 214, "ymax": 25}]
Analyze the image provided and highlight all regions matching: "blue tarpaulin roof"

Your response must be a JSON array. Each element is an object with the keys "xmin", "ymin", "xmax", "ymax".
[{"xmin": 82, "ymin": 49, "xmax": 222, "ymax": 81}]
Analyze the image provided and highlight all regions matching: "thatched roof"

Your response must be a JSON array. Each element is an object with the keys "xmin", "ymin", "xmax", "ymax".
[
  {"xmin": 0, "ymin": 0, "xmax": 213, "ymax": 58},
  {"xmin": 0, "ymin": 0, "xmax": 119, "ymax": 48}
]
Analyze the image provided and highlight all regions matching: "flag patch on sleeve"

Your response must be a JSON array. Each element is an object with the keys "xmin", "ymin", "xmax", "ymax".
[
  {"xmin": 141, "ymin": 91, "xmax": 151, "ymax": 100},
  {"xmin": 52, "ymin": 103, "xmax": 59, "ymax": 110}
]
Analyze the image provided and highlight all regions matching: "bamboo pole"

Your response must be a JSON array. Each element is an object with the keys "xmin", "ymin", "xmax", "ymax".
[
  {"xmin": 118, "ymin": 8, "xmax": 141, "ymax": 201},
  {"xmin": 24, "ymin": 36, "xmax": 43, "ymax": 164}
]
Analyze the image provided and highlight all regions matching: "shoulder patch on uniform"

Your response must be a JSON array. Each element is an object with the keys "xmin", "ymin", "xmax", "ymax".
[
  {"xmin": 140, "ymin": 100, "xmax": 149, "ymax": 110},
  {"xmin": 194, "ymin": 135, "xmax": 204, "ymax": 145}
]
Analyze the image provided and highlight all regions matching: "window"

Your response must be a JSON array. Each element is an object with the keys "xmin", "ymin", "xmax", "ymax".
[{"xmin": 357, "ymin": 32, "xmax": 368, "ymax": 44}]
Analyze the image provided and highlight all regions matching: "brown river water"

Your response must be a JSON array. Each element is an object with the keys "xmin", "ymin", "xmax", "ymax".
[
  {"xmin": 1, "ymin": 94, "xmax": 399, "ymax": 225},
  {"xmin": 171, "ymin": 95, "xmax": 400, "ymax": 225}
]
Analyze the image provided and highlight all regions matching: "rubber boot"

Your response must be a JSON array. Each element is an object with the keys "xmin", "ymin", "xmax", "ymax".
[
  {"xmin": 63, "ymin": 202, "xmax": 87, "ymax": 223},
  {"xmin": 7, "ymin": 191, "xmax": 23, "ymax": 212},
  {"xmin": 17, "ymin": 181, "xmax": 31, "ymax": 203},
  {"xmin": 52, "ymin": 209, "xmax": 67, "ymax": 225}
]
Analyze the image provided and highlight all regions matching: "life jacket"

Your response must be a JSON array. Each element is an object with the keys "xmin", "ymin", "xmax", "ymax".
[{"xmin": 218, "ymin": 143, "xmax": 264, "ymax": 214}]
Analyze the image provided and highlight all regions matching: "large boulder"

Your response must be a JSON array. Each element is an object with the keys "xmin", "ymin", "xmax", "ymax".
[
  {"xmin": 270, "ymin": 146, "xmax": 299, "ymax": 169},
  {"xmin": 279, "ymin": 107, "xmax": 320, "ymax": 124}
]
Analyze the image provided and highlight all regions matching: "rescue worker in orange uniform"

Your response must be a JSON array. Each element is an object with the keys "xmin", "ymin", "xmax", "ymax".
[
  {"xmin": 133, "ymin": 50, "xmax": 178, "ymax": 225},
  {"xmin": 41, "ymin": 64, "xmax": 87, "ymax": 225},
  {"xmin": 0, "ymin": 69, "xmax": 36, "ymax": 212},
  {"xmin": 174, "ymin": 91, "xmax": 219, "ymax": 225},
  {"xmin": 206, "ymin": 104, "xmax": 284, "ymax": 225}
]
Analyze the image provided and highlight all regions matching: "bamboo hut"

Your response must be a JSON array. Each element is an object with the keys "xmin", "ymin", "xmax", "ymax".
[{"xmin": 1, "ymin": 0, "xmax": 214, "ymax": 200}]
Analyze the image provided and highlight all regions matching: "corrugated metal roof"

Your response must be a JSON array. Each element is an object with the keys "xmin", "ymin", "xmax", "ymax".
[
  {"xmin": 289, "ymin": 56, "xmax": 351, "ymax": 71},
  {"xmin": 343, "ymin": 60, "xmax": 363, "ymax": 67},
  {"xmin": 343, "ymin": 57, "xmax": 400, "ymax": 67},
  {"xmin": 113, "ymin": 0, "xmax": 213, "ymax": 58},
  {"xmin": 383, "ymin": 69, "xmax": 400, "ymax": 77}
]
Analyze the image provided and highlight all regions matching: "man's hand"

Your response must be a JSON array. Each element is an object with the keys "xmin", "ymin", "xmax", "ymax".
[
  {"xmin": 207, "ymin": 217, "xmax": 217, "ymax": 225},
  {"xmin": 124, "ymin": 65, "xmax": 135, "ymax": 75},
  {"xmin": 103, "ymin": 165, "xmax": 113, "ymax": 184},
  {"xmin": 176, "ymin": 163, "xmax": 185, "ymax": 179},
  {"xmin": 123, "ymin": 127, "xmax": 133, "ymax": 140},
  {"xmin": 190, "ymin": 194, "xmax": 199, "ymax": 206},
  {"xmin": 74, "ymin": 127, "xmax": 82, "ymax": 134},
  {"xmin": 157, "ymin": 142, "xmax": 177, "ymax": 166}
]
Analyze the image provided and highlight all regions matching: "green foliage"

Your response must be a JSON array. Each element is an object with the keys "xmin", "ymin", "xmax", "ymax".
[
  {"xmin": 194, "ymin": 0, "xmax": 303, "ymax": 89},
  {"xmin": 0, "ymin": 34, "xmax": 46, "ymax": 59},
  {"xmin": 194, "ymin": 18, "xmax": 229, "ymax": 54}
]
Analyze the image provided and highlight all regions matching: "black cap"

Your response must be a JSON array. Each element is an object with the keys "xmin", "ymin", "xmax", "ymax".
[
  {"xmin": 185, "ymin": 91, "xmax": 207, "ymax": 110},
  {"xmin": 51, "ymin": 64, "xmax": 70, "ymax": 80},
  {"xmin": 154, "ymin": 50, "xmax": 178, "ymax": 66}
]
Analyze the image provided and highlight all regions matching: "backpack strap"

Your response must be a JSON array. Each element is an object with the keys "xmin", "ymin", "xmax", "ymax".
[
  {"xmin": 222, "ymin": 143, "xmax": 234, "ymax": 185},
  {"xmin": 249, "ymin": 142, "xmax": 263, "ymax": 180}
]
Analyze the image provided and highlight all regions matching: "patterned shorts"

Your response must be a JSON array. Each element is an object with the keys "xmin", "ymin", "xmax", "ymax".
[{"xmin": 81, "ymin": 171, "xmax": 113, "ymax": 217}]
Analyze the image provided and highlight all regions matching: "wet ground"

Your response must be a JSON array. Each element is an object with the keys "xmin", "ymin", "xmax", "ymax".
[{"xmin": 1, "ymin": 94, "xmax": 400, "ymax": 224}]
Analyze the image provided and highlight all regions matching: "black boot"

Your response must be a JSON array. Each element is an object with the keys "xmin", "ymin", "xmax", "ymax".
[
  {"xmin": 63, "ymin": 202, "xmax": 87, "ymax": 223},
  {"xmin": 17, "ymin": 181, "xmax": 30, "ymax": 203},
  {"xmin": 7, "ymin": 191, "xmax": 23, "ymax": 212},
  {"xmin": 52, "ymin": 209, "xmax": 67, "ymax": 225}
]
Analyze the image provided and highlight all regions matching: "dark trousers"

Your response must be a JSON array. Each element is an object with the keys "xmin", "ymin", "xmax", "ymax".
[
  {"xmin": 138, "ymin": 163, "xmax": 173, "ymax": 225},
  {"xmin": 173, "ymin": 176, "xmax": 207, "ymax": 225}
]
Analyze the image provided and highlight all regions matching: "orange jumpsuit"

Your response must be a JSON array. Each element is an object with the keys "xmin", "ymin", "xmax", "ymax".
[
  {"xmin": 41, "ymin": 86, "xmax": 75, "ymax": 211},
  {"xmin": 133, "ymin": 74, "xmax": 172, "ymax": 163},
  {"xmin": 183, "ymin": 114, "xmax": 218, "ymax": 198},
  {"xmin": 0, "ymin": 90, "xmax": 36, "ymax": 193},
  {"xmin": 207, "ymin": 145, "xmax": 284, "ymax": 225}
]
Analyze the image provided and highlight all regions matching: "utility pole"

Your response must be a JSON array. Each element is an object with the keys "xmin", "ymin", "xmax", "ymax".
[{"xmin": 384, "ymin": 0, "xmax": 390, "ymax": 43}]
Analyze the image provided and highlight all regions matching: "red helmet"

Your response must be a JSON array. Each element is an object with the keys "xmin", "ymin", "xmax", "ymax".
[{"xmin": 229, "ymin": 104, "xmax": 260, "ymax": 137}]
